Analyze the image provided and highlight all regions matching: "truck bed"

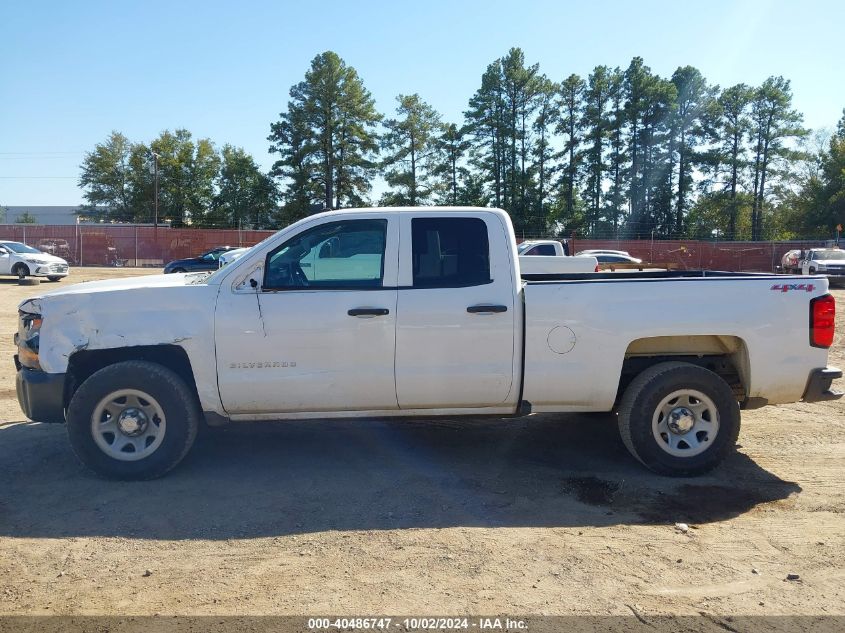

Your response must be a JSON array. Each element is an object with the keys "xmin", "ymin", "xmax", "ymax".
[
  {"xmin": 519, "ymin": 270, "xmax": 829, "ymax": 413},
  {"xmin": 521, "ymin": 269, "xmax": 778, "ymax": 282}
]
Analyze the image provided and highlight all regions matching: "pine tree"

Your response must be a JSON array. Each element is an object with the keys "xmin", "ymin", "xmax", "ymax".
[
  {"xmin": 268, "ymin": 101, "xmax": 319, "ymax": 221},
  {"xmin": 556, "ymin": 74, "xmax": 585, "ymax": 228},
  {"xmin": 268, "ymin": 51, "xmax": 380, "ymax": 217},
  {"xmin": 670, "ymin": 66, "xmax": 717, "ymax": 234},
  {"xmin": 623, "ymin": 58, "xmax": 676, "ymax": 237},
  {"xmin": 532, "ymin": 76, "xmax": 558, "ymax": 222},
  {"xmin": 605, "ymin": 68, "xmax": 627, "ymax": 236},
  {"xmin": 624, "ymin": 57, "xmax": 649, "ymax": 235},
  {"xmin": 432, "ymin": 123, "xmax": 471, "ymax": 205},
  {"xmin": 381, "ymin": 94, "xmax": 441, "ymax": 205},
  {"xmin": 501, "ymin": 48, "xmax": 541, "ymax": 229},
  {"xmin": 749, "ymin": 76, "xmax": 806, "ymax": 240},
  {"xmin": 465, "ymin": 61, "xmax": 507, "ymax": 209},
  {"xmin": 715, "ymin": 84, "xmax": 754, "ymax": 239},
  {"xmin": 582, "ymin": 66, "xmax": 611, "ymax": 234}
]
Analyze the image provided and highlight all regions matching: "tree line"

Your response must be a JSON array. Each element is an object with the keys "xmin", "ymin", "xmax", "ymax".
[
  {"xmin": 78, "ymin": 130, "xmax": 278, "ymax": 227},
  {"xmin": 80, "ymin": 49, "xmax": 844, "ymax": 239}
]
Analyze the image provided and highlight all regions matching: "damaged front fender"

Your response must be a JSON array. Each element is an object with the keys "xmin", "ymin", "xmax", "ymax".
[{"xmin": 17, "ymin": 280, "xmax": 224, "ymax": 414}]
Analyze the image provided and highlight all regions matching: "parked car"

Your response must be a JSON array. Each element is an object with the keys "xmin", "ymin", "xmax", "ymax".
[
  {"xmin": 0, "ymin": 240, "xmax": 69, "ymax": 281},
  {"xmin": 576, "ymin": 249, "xmax": 633, "ymax": 257},
  {"xmin": 800, "ymin": 248, "xmax": 845, "ymax": 285},
  {"xmin": 14, "ymin": 207, "xmax": 841, "ymax": 480},
  {"xmin": 163, "ymin": 246, "xmax": 239, "ymax": 273},
  {"xmin": 593, "ymin": 253, "xmax": 643, "ymax": 265},
  {"xmin": 218, "ymin": 247, "xmax": 249, "ymax": 268}
]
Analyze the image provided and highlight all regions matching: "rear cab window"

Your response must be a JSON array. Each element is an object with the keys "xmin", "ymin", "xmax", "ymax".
[
  {"xmin": 411, "ymin": 217, "xmax": 491, "ymax": 288},
  {"xmin": 529, "ymin": 244, "xmax": 557, "ymax": 256}
]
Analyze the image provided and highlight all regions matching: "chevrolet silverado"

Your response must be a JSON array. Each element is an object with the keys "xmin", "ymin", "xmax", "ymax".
[{"xmin": 14, "ymin": 207, "xmax": 842, "ymax": 479}]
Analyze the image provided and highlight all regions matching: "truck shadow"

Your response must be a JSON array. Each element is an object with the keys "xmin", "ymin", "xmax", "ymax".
[{"xmin": 0, "ymin": 415, "xmax": 800, "ymax": 540}]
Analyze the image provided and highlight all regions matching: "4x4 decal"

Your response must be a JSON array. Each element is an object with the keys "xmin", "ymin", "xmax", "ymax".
[{"xmin": 771, "ymin": 283, "xmax": 815, "ymax": 293}]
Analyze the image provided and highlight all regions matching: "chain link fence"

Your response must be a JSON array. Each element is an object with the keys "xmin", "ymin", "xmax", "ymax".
[
  {"xmin": 0, "ymin": 224, "xmax": 274, "ymax": 267},
  {"xmin": 0, "ymin": 223, "xmax": 832, "ymax": 272}
]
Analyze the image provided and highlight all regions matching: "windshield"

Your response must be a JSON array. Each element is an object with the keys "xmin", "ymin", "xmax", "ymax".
[
  {"xmin": 517, "ymin": 242, "xmax": 536, "ymax": 254},
  {"xmin": 812, "ymin": 250, "xmax": 845, "ymax": 261},
  {"xmin": 2, "ymin": 242, "xmax": 42, "ymax": 254}
]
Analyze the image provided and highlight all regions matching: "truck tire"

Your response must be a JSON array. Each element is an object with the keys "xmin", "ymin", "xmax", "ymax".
[
  {"xmin": 617, "ymin": 361, "xmax": 740, "ymax": 477},
  {"xmin": 12, "ymin": 263, "xmax": 29, "ymax": 279},
  {"xmin": 66, "ymin": 361, "xmax": 200, "ymax": 480}
]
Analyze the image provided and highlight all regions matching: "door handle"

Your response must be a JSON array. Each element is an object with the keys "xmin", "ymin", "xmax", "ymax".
[
  {"xmin": 467, "ymin": 304, "xmax": 508, "ymax": 314},
  {"xmin": 348, "ymin": 308, "xmax": 390, "ymax": 317}
]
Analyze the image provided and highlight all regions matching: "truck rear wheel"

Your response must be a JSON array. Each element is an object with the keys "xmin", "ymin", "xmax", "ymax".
[
  {"xmin": 66, "ymin": 361, "xmax": 200, "ymax": 480},
  {"xmin": 617, "ymin": 362, "xmax": 740, "ymax": 476}
]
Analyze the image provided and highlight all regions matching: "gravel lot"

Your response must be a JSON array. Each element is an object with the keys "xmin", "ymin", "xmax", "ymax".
[{"xmin": 0, "ymin": 268, "xmax": 843, "ymax": 617}]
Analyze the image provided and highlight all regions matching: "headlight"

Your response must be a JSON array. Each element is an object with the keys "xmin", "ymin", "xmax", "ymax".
[
  {"xmin": 16, "ymin": 310, "xmax": 42, "ymax": 369},
  {"xmin": 816, "ymin": 264, "xmax": 827, "ymax": 272}
]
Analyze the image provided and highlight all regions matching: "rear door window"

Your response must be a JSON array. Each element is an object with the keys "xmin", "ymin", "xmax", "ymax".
[{"xmin": 411, "ymin": 217, "xmax": 490, "ymax": 287}]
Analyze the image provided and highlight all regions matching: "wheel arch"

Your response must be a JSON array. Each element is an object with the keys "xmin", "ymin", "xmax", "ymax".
[
  {"xmin": 617, "ymin": 335, "xmax": 751, "ymax": 406},
  {"xmin": 66, "ymin": 345, "xmax": 199, "ymax": 409}
]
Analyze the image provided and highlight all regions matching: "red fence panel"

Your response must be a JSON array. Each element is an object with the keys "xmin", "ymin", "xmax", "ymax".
[
  {"xmin": 569, "ymin": 238, "xmax": 828, "ymax": 272},
  {"xmin": 0, "ymin": 225, "xmax": 276, "ymax": 267}
]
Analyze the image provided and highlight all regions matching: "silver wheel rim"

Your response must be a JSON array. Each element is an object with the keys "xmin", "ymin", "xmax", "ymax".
[
  {"xmin": 651, "ymin": 388, "xmax": 719, "ymax": 458},
  {"xmin": 91, "ymin": 389, "xmax": 166, "ymax": 461}
]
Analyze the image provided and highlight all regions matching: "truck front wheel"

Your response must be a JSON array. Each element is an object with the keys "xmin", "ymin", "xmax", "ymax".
[
  {"xmin": 66, "ymin": 361, "xmax": 200, "ymax": 480},
  {"xmin": 617, "ymin": 362, "xmax": 740, "ymax": 476}
]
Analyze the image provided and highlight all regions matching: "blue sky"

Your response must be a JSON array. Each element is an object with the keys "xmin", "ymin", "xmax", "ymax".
[{"xmin": 2, "ymin": 0, "xmax": 844, "ymax": 205}]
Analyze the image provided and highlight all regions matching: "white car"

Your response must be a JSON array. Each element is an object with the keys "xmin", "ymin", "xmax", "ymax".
[
  {"xmin": 13, "ymin": 207, "xmax": 841, "ymax": 479},
  {"xmin": 801, "ymin": 248, "xmax": 845, "ymax": 285},
  {"xmin": 576, "ymin": 249, "xmax": 633, "ymax": 257},
  {"xmin": 0, "ymin": 240, "xmax": 69, "ymax": 281}
]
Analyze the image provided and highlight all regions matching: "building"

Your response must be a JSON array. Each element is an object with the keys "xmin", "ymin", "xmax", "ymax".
[{"xmin": 1, "ymin": 206, "xmax": 88, "ymax": 225}]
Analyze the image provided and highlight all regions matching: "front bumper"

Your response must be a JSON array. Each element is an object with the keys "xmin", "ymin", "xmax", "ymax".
[
  {"xmin": 802, "ymin": 367, "xmax": 844, "ymax": 403},
  {"xmin": 29, "ymin": 263, "xmax": 70, "ymax": 277},
  {"xmin": 14, "ymin": 356, "xmax": 66, "ymax": 423}
]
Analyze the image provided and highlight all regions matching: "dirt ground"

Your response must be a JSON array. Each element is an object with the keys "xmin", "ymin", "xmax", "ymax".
[{"xmin": 0, "ymin": 267, "xmax": 843, "ymax": 618}]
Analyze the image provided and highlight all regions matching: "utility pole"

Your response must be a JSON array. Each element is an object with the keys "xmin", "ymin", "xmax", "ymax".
[{"xmin": 149, "ymin": 152, "xmax": 160, "ymax": 227}]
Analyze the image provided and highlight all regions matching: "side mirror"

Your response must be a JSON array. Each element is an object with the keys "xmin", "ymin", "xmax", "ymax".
[{"xmin": 0, "ymin": 248, "xmax": 8, "ymax": 255}]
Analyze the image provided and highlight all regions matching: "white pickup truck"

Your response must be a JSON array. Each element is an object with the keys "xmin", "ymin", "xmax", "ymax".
[
  {"xmin": 14, "ymin": 207, "xmax": 842, "ymax": 479},
  {"xmin": 517, "ymin": 239, "xmax": 598, "ymax": 275}
]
